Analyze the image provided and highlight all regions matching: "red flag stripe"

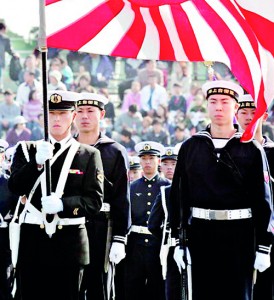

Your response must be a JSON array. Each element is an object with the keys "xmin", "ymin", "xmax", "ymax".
[
  {"xmin": 111, "ymin": 4, "xmax": 147, "ymax": 58},
  {"xmin": 171, "ymin": 4, "xmax": 203, "ymax": 61},
  {"xmin": 47, "ymin": 0, "xmax": 125, "ymax": 51},
  {"xmin": 236, "ymin": 7, "xmax": 274, "ymax": 58},
  {"xmin": 45, "ymin": 0, "xmax": 60, "ymax": 5},
  {"xmin": 149, "ymin": 6, "xmax": 176, "ymax": 60}
]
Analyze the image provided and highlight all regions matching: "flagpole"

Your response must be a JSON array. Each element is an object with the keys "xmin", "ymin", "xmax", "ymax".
[{"xmin": 39, "ymin": 0, "xmax": 51, "ymax": 196}]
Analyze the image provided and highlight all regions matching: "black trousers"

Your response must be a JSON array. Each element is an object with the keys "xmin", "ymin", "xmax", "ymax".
[
  {"xmin": 16, "ymin": 263, "xmax": 83, "ymax": 300},
  {"xmin": 124, "ymin": 242, "xmax": 165, "ymax": 300}
]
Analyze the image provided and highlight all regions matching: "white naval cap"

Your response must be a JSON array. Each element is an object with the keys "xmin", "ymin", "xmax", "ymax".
[
  {"xmin": 48, "ymin": 90, "xmax": 79, "ymax": 111},
  {"xmin": 5, "ymin": 146, "xmax": 16, "ymax": 161},
  {"xmin": 0, "ymin": 139, "xmax": 9, "ymax": 153},
  {"xmin": 161, "ymin": 146, "xmax": 178, "ymax": 161},
  {"xmin": 129, "ymin": 155, "xmax": 141, "ymax": 170},
  {"xmin": 202, "ymin": 80, "xmax": 244, "ymax": 102},
  {"xmin": 238, "ymin": 94, "xmax": 256, "ymax": 110},
  {"xmin": 135, "ymin": 141, "xmax": 165, "ymax": 157},
  {"xmin": 77, "ymin": 92, "xmax": 109, "ymax": 110}
]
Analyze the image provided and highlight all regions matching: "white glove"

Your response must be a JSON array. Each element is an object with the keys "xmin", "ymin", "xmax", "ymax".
[
  {"xmin": 109, "ymin": 242, "xmax": 126, "ymax": 264},
  {"xmin": 41, "ymin": 192, "xmax": 63, "ymax": 214},
  {"xmin": 254, "ymin": 251, "xmax": 271, "ymax": 272},
  {"xmin": 173, "ymin": 245, "xmax": 191, "ymax": 273},
  {"xmin": 35, "ymin": 141, "xmax": 54, "ymax": 165}
]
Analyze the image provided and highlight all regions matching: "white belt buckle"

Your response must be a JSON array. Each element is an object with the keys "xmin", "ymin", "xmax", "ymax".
[{"xmin": 209, "ymin": 210, "xmax": 228, "ymax": 220}]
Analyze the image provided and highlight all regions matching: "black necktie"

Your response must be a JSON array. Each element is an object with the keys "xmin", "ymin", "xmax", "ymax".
[{"xmin": 53, "ymin": 142, "xmax": 61, "ymax": 155}]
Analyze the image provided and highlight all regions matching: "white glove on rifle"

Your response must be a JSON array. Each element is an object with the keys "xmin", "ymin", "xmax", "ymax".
[
  {"xmin": 36, "ymin": 141, "xmax": 54, "ymax": 165},
  {"xmin": 173, "ymin": 245, "xmax": 191, "ymax": 273},
  {"xmin": 42, "ymin": 192, "xmax": 63, "ymax": 214},
  {"xmin": 254, "ymin": 246, "xmax": 271, "ymax": 272},
  {"xmin": 109, "ymin": 242, "xmax": 126, "ymax": 264}
]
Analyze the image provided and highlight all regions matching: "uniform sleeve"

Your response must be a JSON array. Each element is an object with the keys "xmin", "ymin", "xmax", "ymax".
[
  {"xmin": 62, "ymin": 148, "xmax": 104, "ymax": 218},
  {"xmin": 8, "ymin": 142, "xmax": 42, "ymax": 196},
  {"xmin": 148, "ymin": 190, "xmax": 165, "ymax": 239},
  {"xmin": 110, "ymin": 147, "xmax": 131, "ymax": 240}
]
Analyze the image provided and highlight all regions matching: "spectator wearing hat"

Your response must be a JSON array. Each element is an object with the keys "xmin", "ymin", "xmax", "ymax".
[
  {"xmin": 236, "ymin": 94, "xmax": 274, "ymax": 300},
  {"xmin": 48, "ymin": 70, "xmax": 67, "ymax": 91},
  {"xmin": 124, "ymin": 141, "xmax": 170, "ymax": 300},
  {"xmin": 128, "ymin": 155, "xmax": 142, "ymax": 183},
  {"xmin": 6, "ymin": 115, "xmax": 31, "ymax": 147},
  {"xmin": 74, "ymin": 92, "xmax": 131, "ymax": 300},
  {"xmin": 0, "ymin": 139, "xmax": 18, "ymax": 300},
  {"xmin": 144, "ymin": 117, "xmax": 170, "ymax": 146},
  {"xmin": 0, "ymin": 89, "xmax": 21, "ymax": 138},
  {"xmin": 16, "ymin": 70, "xmax": 42, "ymax": 109},
  {"xmin": 148, "ymin": 142, "xmax": 181, "ymax": 300},
  {"xmin": 8, "ymin": 90, "xmax": 104, "ymax": 300},
  {"xmin": 170, "ymin": 80, "xmax": 273, "ymax": 300},
  {"xmin": 114, "ymin": 104, "xmax": 143, "ymax": 141}
]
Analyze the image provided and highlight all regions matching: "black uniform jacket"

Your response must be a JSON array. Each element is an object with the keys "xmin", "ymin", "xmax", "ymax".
[
  {"xmin": 8, "ymin": 139, "xmax": 104, "ymax": 266},
  {"xmin": 170, "ymin": 127, "xmax": 273, "ymax": 247},
  {"xmin": 92, "ymin": 133, "xmax": 131, "ymax": 238}
]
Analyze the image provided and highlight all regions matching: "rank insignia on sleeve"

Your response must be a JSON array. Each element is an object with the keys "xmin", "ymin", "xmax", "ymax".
[
  {"xmin": 96, "ymin": 169, "xmax": 104, "ymax": 183},
  {"xmin": 73, "ymin": 208, "xmax": 79, "ymax": 216}
]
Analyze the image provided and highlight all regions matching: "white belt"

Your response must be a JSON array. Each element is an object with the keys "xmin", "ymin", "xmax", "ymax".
[
  {"xmin": 130, "ymin": 225, "xmax": 152, "ymax": 235},
  {"xmin": 100, "ymin": 203, "xmax": 110, "ymax": 212},
  {"xmin": 24, "ymin": 213, "xmax": 85, "ymax": 226},
  {"xmin": 192, "ymin": 207, "xmax": 252, "ymax": 220},
  {"xmin": 168, "ymin": 237, "xmax": 176, "ymax": 247}
]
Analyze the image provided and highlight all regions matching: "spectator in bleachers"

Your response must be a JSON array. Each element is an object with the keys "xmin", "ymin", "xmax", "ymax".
[
  {"xmin": 114, "ymin": 104, "xmax": 143, "ymax": 140},
  {"xmin": 48, "ymin": 70, "xmax": 67, "ymax": 91},
  {"xmin": 98, "ymin": 88, "xmax": 116, "ymax": 125},
  {"xmin": 119, "ymin": 128, "xmax": 136, "ymax": 155},
  {"xmin": 121, "ymin": 80, "xmax": 142, "ymax": 113},
  {"xmin": 5, "ymin": 115, "xmax": 31, "ymax": 147},
  {"xmin": 140, "ymin": 73, "xmax": 168, "ymax": 117},
  {"xmin": 75, "ymin": 74, "xmax": 96, "ymax": 93},
  {"xmin": 22, "ymin": 89, "xmax": 43, "ymax": 131},
  {"xmin": 144, "ymin": 117, "xmax": 170, "ymax": 146},
  {"xmin": 169, "ymin": 61, "xmax": 192, "ymax": 95},
  {"xmin": 170, "ymin": 124, "xmax": 190, "ymax": 146},
  {"xmin": 18, "ymin": 54, "xmax": 41, "ymax": 84},
  {"xmin": 73, "ymin": 63, "xmax": 92, "ymax": 88},
  {"xmin": 66, "ymin": 50, "xmax": 86, "ymax": 73},
  {"xmin": 140, "ymin": 115, "xmax": 153, "ymax": 138},
  {"xmin": 30, "ymin": 113, "xmax": 44, "ymax": 141},
  {"xmin": 0, "ymin": 89, "xmax": 21, "ymax": 138},
  {"xmin": 168, "ymin": 83, "xmax": 187, "ymax": 116},
  {"xmin": 137, "ymin": 60, "xmax": 164, "ymax": 88},
  {"xmin": 16, "ymin": 70, "xmax": 42, "ymax": 109},
  {"xmin": 81, "ymin": 53, "xmax": 114, "ymax": 88},
  {"xmin": 59, "ymin": 57, "xmax": 74, "ymax": 90},
  {"xmin": 117, "ymin": 58, "xmax": 145, "ymax": 102},
  {"xmin": 0, "ymin": 22, "xmax": 17, "ymax": 92},
  {"xmin": 184, "ymin": 81, "xmax": 203, "ymax": 111}
]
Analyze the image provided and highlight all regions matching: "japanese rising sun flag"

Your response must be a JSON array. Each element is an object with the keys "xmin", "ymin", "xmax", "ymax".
[{"xmin": 44, "ymin": 0, "xmax": 274, "ymax": 142}]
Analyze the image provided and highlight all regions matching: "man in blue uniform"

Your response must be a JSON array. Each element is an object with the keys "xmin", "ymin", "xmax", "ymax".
[
  {"xmin": 236, "ymin": 93, "xmax": 274, "ymax": 300},
  {"xmin": 170, "ymin": 80, "xmax": 273, "ymax": 300},
  {"xmin": 8, "ymin": 90, "xmax": 104, "ymax": 300},
  {"xmin": 74, "ymin": 92, "xmax": 131, "ymax": 300},
  {"xmin": 124, "ymin": 141, "xmax": 170, "ymax": 300}
]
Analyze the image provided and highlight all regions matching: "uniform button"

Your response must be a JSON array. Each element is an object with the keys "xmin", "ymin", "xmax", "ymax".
[
  {"xmin": 146, "ymin": 221, "xmax": 148, "ymax": 224},
  {"xmin": 147, "ymin": 202, "xmax": 151, "ymax": 205},
  {"xmin": 152, "ymin": 179, "xmax": 155, "ymax": 181},
  {"xmin": 145, "ymin": 239, "xmax": 149, "ymax": 243},
  {"xmin": 147, "ymin": 192, "xmax": 151, "ymax": 196},
  {"xmin": 145, "ymin": 179, "xmax": 147, "ymax": 182},
  {"xmin": 148, "ymin": 184, "xmax": 152, "ymax": 188},
  {"xmin": 147, "ymin": 211, "xmax": 150, "ymax": 215}
]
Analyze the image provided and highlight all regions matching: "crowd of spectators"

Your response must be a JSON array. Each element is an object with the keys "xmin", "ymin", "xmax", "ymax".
[{"xmin": 1, "ymin": 33, "xmax": 274, "ymax": 154}]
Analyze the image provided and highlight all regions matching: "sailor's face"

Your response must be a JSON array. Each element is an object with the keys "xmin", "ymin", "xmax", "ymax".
[
  {"xmin": 140, "ymin": 154, "xmax": 159, "ymax": 176},
  {"xmin": 236, "ymin": 108, "xmax": 256, "ymax": 131},
  {"xmin": 49, "ymin": 110, "xmax": 75, "ymax": 140}
]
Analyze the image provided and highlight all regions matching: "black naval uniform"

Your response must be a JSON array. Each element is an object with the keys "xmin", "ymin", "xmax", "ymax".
[
  {"xmin": 148, "ymin": 185, "xmax": 181, "ymax": 300},
  {"xmin": 253, "ymin": 135, "xmax": 274, "ymax": 300},
  {"xmin": 0, "ymin": 169, "xmax": 17, "ymax": 300},
  {"xmin": 8, "ymin": 139, "xmax": 104, "ymax": 300},
  {"xmin": 124, "ymin": 173, "xmax": 170, "ymax": 300},
  {"xmin": 77, "ymin": 132, "xmax": 131, "ymax": 300},
  {"xmin": 169, "ymin": 126, "xmax": 272, "ymax": 300}
]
